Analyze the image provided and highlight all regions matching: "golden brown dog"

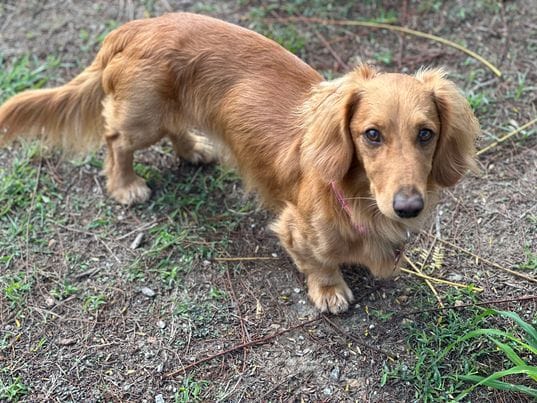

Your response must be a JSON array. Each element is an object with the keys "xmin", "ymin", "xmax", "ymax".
[{"xmin": 0, "ymin": 13, "xmax": 479, "ymax": 313}]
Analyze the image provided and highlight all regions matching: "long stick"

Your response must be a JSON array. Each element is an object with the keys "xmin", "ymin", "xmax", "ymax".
[
  {"xmin": 270, "ymin": 16, "xmax": 501, "ymax": 77},
  {"xmin": 163, "ymin": 317, "xmax": 320, "ymax": 378}
]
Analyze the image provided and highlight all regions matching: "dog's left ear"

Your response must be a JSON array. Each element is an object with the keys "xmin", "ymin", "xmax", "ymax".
[
  {"xmin": 301, "ymin": 65, "xmax": 375, "ymax": 182},
  {"xmin": 416, "ymin": 68, "xmax": 480, "ymax": 187}
]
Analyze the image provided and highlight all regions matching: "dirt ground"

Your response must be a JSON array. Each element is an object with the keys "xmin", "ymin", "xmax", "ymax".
[{"xmin": 0, "ymin": 0, "xmax": 536, "ymax": 402}]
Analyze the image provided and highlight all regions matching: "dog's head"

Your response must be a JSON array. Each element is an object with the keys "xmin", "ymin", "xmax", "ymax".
[{"xmin": 301, "ymin": 65, "xmax": 480, "ymax": 222}]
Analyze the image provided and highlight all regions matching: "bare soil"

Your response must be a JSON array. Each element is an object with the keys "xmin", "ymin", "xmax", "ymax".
[{"xmin": 0, "ymin": 1, "xmax": 535, "ymax": 402}]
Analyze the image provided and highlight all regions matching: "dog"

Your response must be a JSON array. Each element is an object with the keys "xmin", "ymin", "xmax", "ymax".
[{"xmin": 0, "ymin": 13, "xmax": 479, "ymax": 313}]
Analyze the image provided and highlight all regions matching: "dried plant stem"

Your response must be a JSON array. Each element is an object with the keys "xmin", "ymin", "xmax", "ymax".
[
  {"xmin": 402, "ymin": 256, "xmax": 484, "ymax": 292},
  {"xmin": 164, "ymin": 317, "xmax": 320, "ymax": 378},
  {"xmin": 477, "ymin": 117, "xmax": 537, "ymax": 156},
  {"xmin": 430, "ymin": 236, "xmax": 537, "ymax": 284},
  {"xmin": 404, "ymin": 252, "xmax": 444, "ymax": 307},
  {"xmin": 214, "ymin": 256, "xmax": 278, "ymax": 262},
  {"xmin": 271, "ymin": 16, "xmax": 501, "ymax": 77}
]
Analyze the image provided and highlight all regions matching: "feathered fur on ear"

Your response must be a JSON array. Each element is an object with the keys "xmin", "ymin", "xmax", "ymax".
[
  {"xmin": 416, "ymin": 68, "xmax": 480, "ymax": 187},
  {"xmin": 300, "ymin": 65, "xmax": 376, "ymax": 182}
]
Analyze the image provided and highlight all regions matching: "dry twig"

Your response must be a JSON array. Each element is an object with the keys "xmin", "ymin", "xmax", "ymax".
[
  {"xmin": 269, "ymin": 16, "xmax": 502, "ymax": 77},
  {"xmin": 426, "ymin": 235, "xmax": 537, "ymax": 284},
  {"xmin": 477, "ymin": 117, "xmax": 537, "ymax": 156},
  {"xmin": 164, "ymin": 317, "xmax": 320, "ymax": 378}
]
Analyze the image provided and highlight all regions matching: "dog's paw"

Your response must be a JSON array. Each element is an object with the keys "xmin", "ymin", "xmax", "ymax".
[
  {"xmin": 109, "ymin": 177, "xmax": 151, "ymax": 205},
  {"xmin": 308, "ymin": 280, "xmax": 354, "ymax": 314}
]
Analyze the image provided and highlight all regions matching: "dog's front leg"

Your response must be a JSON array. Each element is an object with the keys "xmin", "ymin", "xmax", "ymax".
[{"xmin": 272, "ymin": 206, "xmax": 354, "ymax": 314}]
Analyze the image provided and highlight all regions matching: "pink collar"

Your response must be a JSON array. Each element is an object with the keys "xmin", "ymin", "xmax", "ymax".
[{"xmin": 329, "ymin": 181, "xmax": 368, "ymax": 236}]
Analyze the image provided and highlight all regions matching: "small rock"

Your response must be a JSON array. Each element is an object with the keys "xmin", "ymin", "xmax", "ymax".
[
  {"xmin": 44, "ymin": 296, "xmax": 56, "ymax": 308},
  {"xmin": 330, "ymin": 366, "xmax": 340, "ymax": 381},
  {"xmin": 130, "ymin": 233, "xmax": 144, "ymax": 250},
  {"xmin": 155, "ymin": 394, "xmax": 164, "ymax": 403},
  {"xmin": 202, "ymin": 260, "xmax": 211, "ymax": 266},
  {"xmin": 447, "ymin": 273, "xmax": 463, "ymax": 282},
  {"xmin": 157, "ymin": 320, "xmax": 166, "ymax": 329},
  {"xmin": 57, "ymin": 338, "xmax": 77, "ymax": 346},
  {"xmin": 141, "ymin": 287, "xmax": 156, "ymax": 298},
  {"xmin": 323, "ymin": 387, "xmax": 332, "ymax": 396}
]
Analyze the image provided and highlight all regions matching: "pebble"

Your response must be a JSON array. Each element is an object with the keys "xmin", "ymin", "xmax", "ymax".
[
  {"xmin": 323, "ymin": 387, "xmax": 332, "ymax": 396},
  {"xmin": 141, "ymin": 287, "xmax": 156, "ymax": 298},
  {"xmin": 130, "ymin": 233, "xmax": 144, "ymax": 250},
  {"xmin": 447, "ymin": 273, "xmax": 463, "ymax": 282},
  {"xmin": 330, "ymin": 366, "xmax": 340, "ymax": 381},
  {"xmin": 44, "ymin": 296, "xmax": 56, "ymax": 308},
  {"xmin": 157, "ymin": 320, "xmax": 166, "ymax": 329},
  {"xmin": 155, "ymin": 394, "xmax": 164, "ymax": 403}
]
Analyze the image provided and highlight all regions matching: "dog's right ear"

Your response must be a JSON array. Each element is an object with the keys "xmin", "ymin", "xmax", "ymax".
[{"xmin": 301, "ymin": 65, "xmax": 376, "ymax": 182}]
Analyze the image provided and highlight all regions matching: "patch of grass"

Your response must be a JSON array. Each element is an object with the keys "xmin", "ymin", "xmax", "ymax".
[
  {"xmin": 50, "ymin": 281, "xmax": 79, "ymax": 300},
  {"xmin": 518, "ymin": 248, "xmax": 537, "ymax": 270},
  {"xmin": 0, "ymin": 372, "xmax": 28, "ymax": 402},
  {"xmin": 374, "ymin": 49, "xmax": 393, "ymax": 66},
  {"xmin": 83, "ymin": 294, "xmax": 107, "ymax": 312},
  {"xmin": 0, "ymin": 54, "xmax": 60, "ymax": 102},
  {"xmin": 466, "ymin": 90, "xmax": 490, "ymax": 114},
  {"xmin": 1, "ymin": 272, "xmax": 32, "ymax": 309},
  {"xmin": 175, "ymin": 377, "xmax": 208, "ymax": 402},
  {"xmin": 382, "ymin": 288, "xmax": 537, "ymax": 401}
]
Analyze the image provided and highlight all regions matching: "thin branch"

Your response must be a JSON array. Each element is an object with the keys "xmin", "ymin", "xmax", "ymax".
[
  {"xmin": 163, "ymin": 317, "xmax": 321, "ymax": 378},
  {"xmin": 313, "ymin": 29, "xmax": 349, "ymax": 70},
  {"xmin": 225, "ymin": 268, "xmax": 250, "ymax": 372},
  {"xmin": 269, "ymin": 16, "xmax": 501, "ymax": 77},
  {"xmin": 477, "ymin": 117, "xmax": 537, "ymax": 156},
  {"xmin": 427, "ymin": 235, "xmax": 537, "ymax": 284},
  {"xmin": 407, "ymin": 239, "xmax": 444, "ymax": 308},
  {"xmin": 401, "ymin": 258, "xmax": 484, "ymax": 292},
  {"xmin": 401, "ymin": 295, "xmax": 537, "ymax": 317},
  {"xmin": 214, "ymin": 256, "xmax": 279, "ymax": 262}
]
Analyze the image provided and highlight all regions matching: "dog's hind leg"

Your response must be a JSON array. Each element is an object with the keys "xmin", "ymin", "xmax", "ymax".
[
  {"xmin": 167, "ymin": 129, "xmax": 218, "ymax": 164},
  {"xmin": 101, "ymin": 97, "xmax": 164, "ymax": 205}
]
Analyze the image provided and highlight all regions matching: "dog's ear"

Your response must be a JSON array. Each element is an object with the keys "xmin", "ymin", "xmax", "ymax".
[
  {"xmin": 416, "ymin": 68, "xmax": 480, "ymax": 187},
  {"xmin": 301, "ymin": 65, "xmax": 376, "ymax": 182}
]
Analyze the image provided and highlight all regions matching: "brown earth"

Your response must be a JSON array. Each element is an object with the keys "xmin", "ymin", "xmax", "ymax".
[{"xmin": 0, "ymin": 1, "xmax": 535, "ymax": 402}]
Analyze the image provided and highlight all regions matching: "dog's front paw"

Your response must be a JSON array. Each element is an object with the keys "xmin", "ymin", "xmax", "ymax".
[
  {"xmin": 109, "ymin": 177, "xmax": 151, "ymax": 205},
  {"xmin": 307, "ymin": 279, "xmax": 354, "ymax": 314}
]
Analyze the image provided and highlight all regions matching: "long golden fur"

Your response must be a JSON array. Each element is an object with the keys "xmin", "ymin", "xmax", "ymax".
[{"xmin": 0, "ymin": 13, "xmax": 480, "ymax": 313}]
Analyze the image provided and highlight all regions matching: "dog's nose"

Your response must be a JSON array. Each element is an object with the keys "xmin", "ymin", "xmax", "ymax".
[{"xmin": 393, "ymin": 189, "xmax": 424, "ymax": 218}]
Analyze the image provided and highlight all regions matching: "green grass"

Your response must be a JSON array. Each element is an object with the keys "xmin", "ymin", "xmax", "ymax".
[
  {"xmin": 0, "ymin": 372, "xmax": 28, "ymax": 402},
  {"xmin": 0, "ymin": 54, "xmax": 60, "ymax": 103},
  {"xmin": 381, "ymin": 288, "xmax": 537, "ymax": 401},
  {"xmin": 1, "ymin": 272, "xmax": 33, "ymax": 309},
  {"xmin": 175, "ymin": 377, "xmax": 208, "ymax": 402}
]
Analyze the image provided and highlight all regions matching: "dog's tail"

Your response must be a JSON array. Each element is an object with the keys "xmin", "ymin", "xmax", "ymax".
[{"xmin": 0, "ymin": 27, "xmax": 131, "ymax": 153}]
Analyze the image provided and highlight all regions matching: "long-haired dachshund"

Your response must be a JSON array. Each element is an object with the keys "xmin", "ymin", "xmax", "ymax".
[{"xmin": 0, "ymin": 13, "xmax": 479, "ymax": 313}]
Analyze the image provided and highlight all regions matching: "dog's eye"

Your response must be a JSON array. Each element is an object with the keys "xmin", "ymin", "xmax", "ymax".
[
  {"xmin": 418, "ymin": 128, "xmax": 434, "ymax": 144},
  {"xmin": 364, "ymin": 129, "xmax": 382, "ymax": 145}
]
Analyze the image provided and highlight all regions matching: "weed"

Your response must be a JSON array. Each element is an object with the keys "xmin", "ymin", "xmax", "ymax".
[
  {"xmin": 83, "ymin": 294, "xmax": 107, "ymax": 312},
  {"xmin": 50, "ymin": 282, "xmax": 79, "ymax": 300},
  {"xmin": 466, "ymin": 90, "xmax": 490, "ymax": 114},
  {"xmin": 0, "ymin": 54, "xmax": 60, "ymax": 102},
  {"xmin": 382, "ymin": 288, "xmax": 537, "ymax": 401},
  {"xmin": 518, "ymin": 248, "xmax": 537, "ymax": 270},
  {"xmin": 374, "ymin": 49, "xmax": 393, "ymax": 66},
  {"xmin": 0, "ymin": 372, "xmax": 28, "ymax": 402},
  {"xmin": 1, "ymin": 272, "xmax": 32, "ymax": 309},
  {"xmin": 175, "ymin": 377, "xmax": 208, "ymax": 402}
]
